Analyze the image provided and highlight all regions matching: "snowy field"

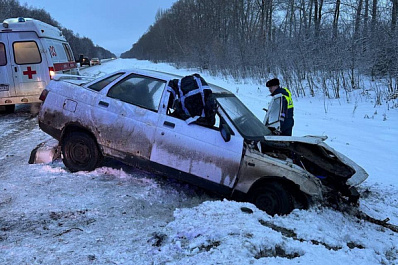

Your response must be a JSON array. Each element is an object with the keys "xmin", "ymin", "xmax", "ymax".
[{"xmin": 1, "ymin": 58, "xmax": 397, "ymax": 264}]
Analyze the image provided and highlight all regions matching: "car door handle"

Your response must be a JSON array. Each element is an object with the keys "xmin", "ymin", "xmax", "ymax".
[
  {"xmin": 163, "ymin": 121, "xmax": 175, "ymax": 128},
  {"xmin": 98, "ymin": 101, "xmax": 109, "ymax": 107}
]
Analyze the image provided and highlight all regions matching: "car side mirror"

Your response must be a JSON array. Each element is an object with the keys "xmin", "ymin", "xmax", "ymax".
[{"xmin": 220, "ymin": 123, "xmax": 231, "ymax": 142}]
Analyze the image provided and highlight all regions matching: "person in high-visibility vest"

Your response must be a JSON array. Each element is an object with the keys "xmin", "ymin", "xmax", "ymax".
[{"xmin": 266, "ymin": 78, "xmax": 294, "ymax": 136}]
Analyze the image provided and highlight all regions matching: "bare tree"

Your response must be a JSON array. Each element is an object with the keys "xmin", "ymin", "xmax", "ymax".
[
  {"xmin": 314, "ymin": 0, "xmax": 324, "ymax": 37},
  {"xmin": 372, "ymin": 0, "xmax": 378, "ymax": 32},
  {"xmin": 392, "ymin": 0, "xmax": 398, "ymax": 32},
  {"xmin": 333, "ymin": 0, "xmax": 341, "ymax": 39},
  {"xmin": 364, "ymin": 0, "xmax": 370, "ymax": 34},
  {"xmin": 354, "ymin": 0, "xmax": 363, "ymax": 40}
]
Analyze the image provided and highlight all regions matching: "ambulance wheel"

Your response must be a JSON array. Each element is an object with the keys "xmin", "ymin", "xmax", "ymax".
[
  {"xmin": 249, "ymin": 181, "xmax": 294, "ymax": 216},
  {"xmin": 4, "ymin": 104, "xmax": 15, "ymax": 113},
  {"xmin": 61, "ymin": 131, "xmax": 103, "ymax": 172}
]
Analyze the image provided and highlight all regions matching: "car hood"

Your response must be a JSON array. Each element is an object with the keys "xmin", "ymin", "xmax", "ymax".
[{"xmin": 260, "ymin": 135, "xmax": 368, "ymax": 187}]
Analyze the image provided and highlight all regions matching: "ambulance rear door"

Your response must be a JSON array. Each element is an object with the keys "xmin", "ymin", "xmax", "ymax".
[
  {"xmin": 7, "ymin": 31, "xmax": 49, "ymax": 98},
  {"xmin": 0, "ymin": 33, "xmax": 16, "ymax": 99}
]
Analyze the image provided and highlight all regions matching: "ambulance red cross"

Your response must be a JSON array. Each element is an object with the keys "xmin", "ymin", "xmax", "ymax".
[{"xmin": 23, "ymin": 66, "xmax": 37, "ymax": 79}]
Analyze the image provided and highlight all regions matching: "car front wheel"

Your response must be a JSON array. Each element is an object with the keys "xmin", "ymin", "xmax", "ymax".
[
  {"xmin": 250, "ymin": 181, "xmax": 294, "ymax": 216},
  {"xmin": 61, "ymin": 131, "xmax": 102, "ymax": 172}
]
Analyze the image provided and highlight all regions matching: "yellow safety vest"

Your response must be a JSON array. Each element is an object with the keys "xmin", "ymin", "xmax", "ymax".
[{"xmin": 282, "ymin": 87, "xmax": 294, "ymax": 109}]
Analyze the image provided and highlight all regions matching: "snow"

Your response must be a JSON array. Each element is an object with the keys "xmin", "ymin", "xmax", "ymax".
[{"xmin": 1, "ymin": 58, "xmax": 398, "ymax": 264}]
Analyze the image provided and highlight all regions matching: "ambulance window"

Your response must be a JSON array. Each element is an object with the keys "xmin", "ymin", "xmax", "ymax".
[
  {"xmin": 63, "ymin": 43, "xmax": 74, "ymax": 61},
  {"xmin": 54, "ymin": 42, "xmax": 67, "ymax": 61},
  {"xmin": 0, "ymin": 43, "xmax": 6, "ymax": 66},
  {"xmin": 88, "ymin": 73, "xmax": 124, "ymax": 92},
  {"xmin": 13, "ymin": 41, "xmax": 41, "ymax": 64}
]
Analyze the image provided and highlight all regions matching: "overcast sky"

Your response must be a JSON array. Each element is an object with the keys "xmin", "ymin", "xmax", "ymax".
[{"xmin": 22, "ymin": 0, "xmax": 178, "ymax": 56}]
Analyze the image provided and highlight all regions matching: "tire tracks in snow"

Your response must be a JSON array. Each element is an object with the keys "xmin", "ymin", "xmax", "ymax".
[
  {"xmin": 0, "ymin": 114, "xmax": 50, "ymax": 164},
  {"xmin": 0, "ymin": 113, "xmax": 35, "ymax": 143}
]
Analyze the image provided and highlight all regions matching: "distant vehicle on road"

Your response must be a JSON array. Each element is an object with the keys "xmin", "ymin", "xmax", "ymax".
[
  {"xmin": 90, "ymin": 58, "xmax": 101, "ymax": 65},
  {"xmin": 37, "ymin": 69, "xmax": 368, "ymax": 216},
  {"xmin": 80, "ymin": 57, "xmax": 90, "ymax": 66}
]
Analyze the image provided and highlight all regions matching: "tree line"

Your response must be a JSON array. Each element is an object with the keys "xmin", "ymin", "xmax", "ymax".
[
  {"xmin": 0, "ymin": 0, "xmax": 116, "ymax": 60},
  {"xmin": 122, "ymin": 0, "xmax": 398, "ymax": 99}
]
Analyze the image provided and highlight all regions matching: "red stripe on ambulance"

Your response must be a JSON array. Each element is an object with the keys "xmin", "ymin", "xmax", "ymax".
[{"xmin": 53, "ymin": 62, "xmax": 77, "ymax": 71}]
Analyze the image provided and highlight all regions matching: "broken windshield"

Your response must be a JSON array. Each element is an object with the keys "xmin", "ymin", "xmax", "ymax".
[{"xmin": 216, "ymin": 94, "xmax": 272, "ymax": 140}]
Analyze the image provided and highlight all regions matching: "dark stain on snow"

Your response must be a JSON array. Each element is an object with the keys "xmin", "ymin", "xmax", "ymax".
[
  {"xmin": 254, "ymin": 244, "xmax": 302, "ymax": 259},
  {"xmin": 259, "ymin": 219, "xmax": 343, "ymax": 251}
]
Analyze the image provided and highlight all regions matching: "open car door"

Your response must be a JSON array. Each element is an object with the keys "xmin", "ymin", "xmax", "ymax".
[{"xmin": 263, "ymin": 93, "xmax": 283, "ymax": 132}]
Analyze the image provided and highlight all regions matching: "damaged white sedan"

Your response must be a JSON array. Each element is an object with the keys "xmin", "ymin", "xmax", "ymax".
[{"xmin": 37, "ymin": 69, "xmax": 368, "ymax": 215}]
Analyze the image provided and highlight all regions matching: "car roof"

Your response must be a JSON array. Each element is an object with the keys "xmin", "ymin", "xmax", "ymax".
[{"xmin": 118, "ymin": 68, "xmax": 233, "ymax": 95}]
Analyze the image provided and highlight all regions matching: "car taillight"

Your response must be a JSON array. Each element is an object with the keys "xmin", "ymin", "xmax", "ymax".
[
  {"xmin": 39, "ymin": 89, "xmax": 49, "ymax": 102},
  {"xmin": 49, "ymin": 67, "xmax": 55, "ymax": 79}
]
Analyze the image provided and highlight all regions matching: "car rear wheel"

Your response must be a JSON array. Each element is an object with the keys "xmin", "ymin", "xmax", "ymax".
[
  {"xmin": 250, "ymin": 181, "xmax": 294, "ymax": 216},
  {"xmin": 61, "ymin": 131, "xmax": 103, "ymax": 172}
]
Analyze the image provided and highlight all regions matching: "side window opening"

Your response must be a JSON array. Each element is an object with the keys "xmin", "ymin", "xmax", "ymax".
[
  {"xmin": 13, "ymin": 41, "xmax": 41, "ymax": 64},
  {"xmin": 219, "ymin": 116, "xmax": 234, "ymax": 135},
  {"xmin": 214, "ymin": 113, "xmax": 221, "ymax": 129},
  {"xmin": 54, "ymin": 42, "xmax": 66, "ymax": 61},
  {"xmin": 166, "ymin": 91, "xmax": 177, "ymax": 115},
  {"xmin": 0, "ymin": 43, "xmax": 6, "ymax": 66},
  {"xmin": 166, "ymin": 91, "xmax": 221, "ymax": 131},
  {"xmin": 107, "ymin": 74, "xmax": 166, "ymax": 111},
  {"xmin": 88, "ymin": 73, "xmax": 124, "ymax": 92},
  {"xmin": 63, "ymin": 43, "xmax": 73, "ymax": 62}
]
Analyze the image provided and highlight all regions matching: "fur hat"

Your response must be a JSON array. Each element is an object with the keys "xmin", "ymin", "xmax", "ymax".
[{"xmin": 266, "ymin": 78, "xmax": 280, "ymax": 87}]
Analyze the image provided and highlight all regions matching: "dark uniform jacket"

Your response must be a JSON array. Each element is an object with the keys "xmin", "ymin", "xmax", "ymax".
[{"xmin": 271, "ymin": 87, "xmax": 294, "ymax": 136}]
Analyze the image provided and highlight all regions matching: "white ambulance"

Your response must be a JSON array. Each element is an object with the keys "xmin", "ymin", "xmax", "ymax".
[{"xmin": 0, "ymin": 17, "xmax": 79, "ymax": 113}]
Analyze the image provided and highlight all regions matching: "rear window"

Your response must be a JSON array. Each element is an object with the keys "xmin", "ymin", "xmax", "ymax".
[
  {"xmin": 0, "ymin": 43, "xmax": 6, "ymax": 66},
  {"xmin": 13, "ymin": 41, "xmax": 41, "ymax": 64},
  {"xmin": 88, "ymin": 73, "xmax": 124, "ymax": 92}
]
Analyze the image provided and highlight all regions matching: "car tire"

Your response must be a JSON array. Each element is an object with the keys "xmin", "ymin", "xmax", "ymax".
[
  {"xmin": 250, "ymin": 181, "xmax": 294, "ymax": 216},
  {"xmin": 61, "ymin": 131, "xmax": 103, "ymax": 172}
]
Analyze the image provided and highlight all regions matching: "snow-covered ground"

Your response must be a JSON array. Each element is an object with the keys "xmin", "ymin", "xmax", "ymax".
[{"xmin": 1, "ymin": 59, "xmax": 397, "ymax": 264}]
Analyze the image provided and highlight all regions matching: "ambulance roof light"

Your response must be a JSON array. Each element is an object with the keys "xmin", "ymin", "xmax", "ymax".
[{"xmin": 18, "ymin": 17, "xmax": 26, "ymax": 23}]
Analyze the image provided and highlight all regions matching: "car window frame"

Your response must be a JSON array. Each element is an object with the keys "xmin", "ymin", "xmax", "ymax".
[
  {"xmin": 216, "ymin": 94, "xmax": 272, "ymax": 140},
  {"xmin": 164, "ymin": 90, "xmax": 223, "ymax": 131},
  {"xmin": 106, "ymin": 73, "xmax": 167, "ymax": 112},
  {"xmin": 0, "ymin": 42, "xmax": 6, "ymax": 66},
  {"xmin": 87, "ymin": 73, "xmax": 125, "ymax": 92}
]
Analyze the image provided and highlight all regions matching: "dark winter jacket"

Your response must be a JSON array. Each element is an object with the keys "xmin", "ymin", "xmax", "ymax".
[{"xmin": 271, "ymin": 87, "xmax": 294, "ymax": 136}]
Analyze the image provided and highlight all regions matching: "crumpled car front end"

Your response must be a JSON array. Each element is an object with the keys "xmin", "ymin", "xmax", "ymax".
[{"xmin": 257, "ymin": 135, "xmax": 368, "ymax": 204}]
